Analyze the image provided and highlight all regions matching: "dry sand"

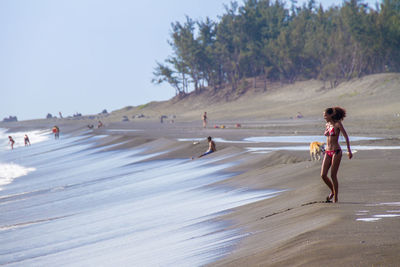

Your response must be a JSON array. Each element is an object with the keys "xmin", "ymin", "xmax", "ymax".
[{"xmin": 2, "ymin": 73, "xmax": 400, "ymax": 266}]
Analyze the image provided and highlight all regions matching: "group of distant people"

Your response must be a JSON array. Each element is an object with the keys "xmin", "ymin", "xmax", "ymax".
[
  {"xmin": 7, "ymin": 107, "xmax": 353, "ymax": 204},
  {"xmin": 191, "ymin": 111, "xmax": 215, "ymax": 158},
  {"xmin": 6, "ymin": 122, "xmax": 114, "ymax": 150},
  {"xmin": 8, "ymin": 126, "xmax": 60, "ymax": 150},
  {"xmin": 8, "ymin": 134, "xmax": 31, "ymax": 150},
  {"xmin": 87, "ymin": 121, "xmax": 103, "ymax": 129}
]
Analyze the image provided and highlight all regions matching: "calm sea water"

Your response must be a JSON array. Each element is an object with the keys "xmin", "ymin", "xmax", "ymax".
[{"xmin": 0, "ymin": 129, "xmax": 279, "ymax": 266}]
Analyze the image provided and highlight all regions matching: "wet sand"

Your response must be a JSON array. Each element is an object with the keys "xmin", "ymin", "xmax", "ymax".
[{"xmin": 2, "ymin": 117, "xmax": 400, "ymax": 266}]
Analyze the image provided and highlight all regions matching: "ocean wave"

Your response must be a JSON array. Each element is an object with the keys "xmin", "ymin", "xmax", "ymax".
[
  {"xmin": 0, "ymin": 163, "xmax": 36, "ymax": 190},
  {"xmin": 0, "ymin": 133, "xmax": 280, "ymax": 266}
]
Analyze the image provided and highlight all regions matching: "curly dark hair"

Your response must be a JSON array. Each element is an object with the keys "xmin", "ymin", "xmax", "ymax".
[{"xmin": 325, "ymin": 107, "xmax": 346, "ymax": 121}]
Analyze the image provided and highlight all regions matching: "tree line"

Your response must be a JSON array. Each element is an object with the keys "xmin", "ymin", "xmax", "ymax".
[{"xmin": 152, "ymin": 0, "xmax": 400, "ymax": 95}]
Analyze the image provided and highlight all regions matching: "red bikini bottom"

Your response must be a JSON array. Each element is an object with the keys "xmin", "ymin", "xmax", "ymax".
[{"xmin": 326, "ymin": 149, "xmax": 342, "ymax": 158}]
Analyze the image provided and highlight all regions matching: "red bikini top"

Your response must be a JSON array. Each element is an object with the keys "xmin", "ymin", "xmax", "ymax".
[{"xmin": 324, "ymin": 124, "xmax": 339, "ymax": 136}]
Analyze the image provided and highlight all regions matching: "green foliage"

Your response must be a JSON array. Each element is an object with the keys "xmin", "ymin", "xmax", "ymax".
[
  {"xmin": 339, "ymin": 91, "xmax": 359, "ymax": 98},
  {"xmin": 152, "ymin": 0, "xmax": 400, "ymax": 94},
  {"xmin": 137, "ymin": 103, "xmax": 149, "ymax": 110}
]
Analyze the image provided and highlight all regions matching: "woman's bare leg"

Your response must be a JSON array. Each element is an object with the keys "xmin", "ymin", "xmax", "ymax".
[
  {"xmin": 321, "ymin": 154, "xmax": 334, "ymax": 200},
  {"xmin": 330, "ymin": 151, "xmax": 342, "ymax": 203}
]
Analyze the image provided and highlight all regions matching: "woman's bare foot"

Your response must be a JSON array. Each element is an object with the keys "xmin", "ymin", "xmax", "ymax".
[{"xmin": 326, "ymin": 193, "xmax": 334, "ymax": 202}]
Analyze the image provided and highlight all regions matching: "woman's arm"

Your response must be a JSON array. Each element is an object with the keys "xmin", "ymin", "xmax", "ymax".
[{"xmin": 338, "ymin": 121, "xmax": 352, "ymax": 159}]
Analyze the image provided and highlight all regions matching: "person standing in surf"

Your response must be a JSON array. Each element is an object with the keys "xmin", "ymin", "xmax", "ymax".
[
  {"xmin": 24, "ymin": 134, "xmax": 31, "ymax": 146},
  {"xmin": 52, "ymin": 126, "xmax": 60, "ymax": 139},
  {"xmin": 8, "ymin": 136, "xmax": 15, "ymax": 150},
  {"xmin": 321, "ymin": 107, "xmax": 352, "ymax": 203}
]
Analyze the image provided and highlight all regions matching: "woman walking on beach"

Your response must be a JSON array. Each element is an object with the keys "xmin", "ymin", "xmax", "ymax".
[{"xmin": 321, "ymin": 107, "xmax": 352, "ymax": 203}]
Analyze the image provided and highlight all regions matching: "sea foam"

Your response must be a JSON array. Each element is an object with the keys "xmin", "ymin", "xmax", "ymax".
[
  {"xmin": 0, "ymin": 133, "xmax": 279, "ymax": 266},
  {"xmin": 0, "ymin": 163, "xmax": 35, "ymax": 190}
]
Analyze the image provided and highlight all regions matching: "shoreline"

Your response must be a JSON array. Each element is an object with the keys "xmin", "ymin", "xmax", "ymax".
[
  {"xmin": 212, "ymin": 148, "xmax": 400, "ymax": 266},
  {"xmin": 1, "ymin": 120, "xmax": 400, "ymax": 265}
]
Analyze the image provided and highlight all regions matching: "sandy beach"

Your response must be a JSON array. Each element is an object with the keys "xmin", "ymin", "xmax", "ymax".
[{"xmin": 1, "ymin": 73, "xmax": 400, "ymax": 266}]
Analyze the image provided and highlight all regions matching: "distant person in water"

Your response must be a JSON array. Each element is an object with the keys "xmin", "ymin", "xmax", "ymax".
[
  {"xmin": 52, "ymin": 126, "xmax": 60, "ymax": 139},
  {"xmin": 321, "ymin": 107, "xmax": 352, "ymax": 203},
  {"xmin": 8, "ymin": 136, "xmax": 15, "ymax": 150},
  {"xmin": 202, "ymin": 112, "xmax": 207, "ymax": 128},
  {"xmin": 24, "ymin": 134, "xmax": 31, "ymax": 146},
  {"xmin": 98, "ymin": 121, "xmax": 103, "ymax": 128},
  {"xmin": 198, "ymin": 136, "xmax": 216, "ymax": 158}
]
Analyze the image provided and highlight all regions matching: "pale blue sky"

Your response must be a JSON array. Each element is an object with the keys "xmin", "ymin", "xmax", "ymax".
[{"xmin": 1, "ymin": 0, "xmax": 379, "ymax": 120}]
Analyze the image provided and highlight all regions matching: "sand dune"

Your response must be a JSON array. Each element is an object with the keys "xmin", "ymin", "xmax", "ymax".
[{"xmin": 108, "ymin": 73, "xmax": 400, "ymax": 123}]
